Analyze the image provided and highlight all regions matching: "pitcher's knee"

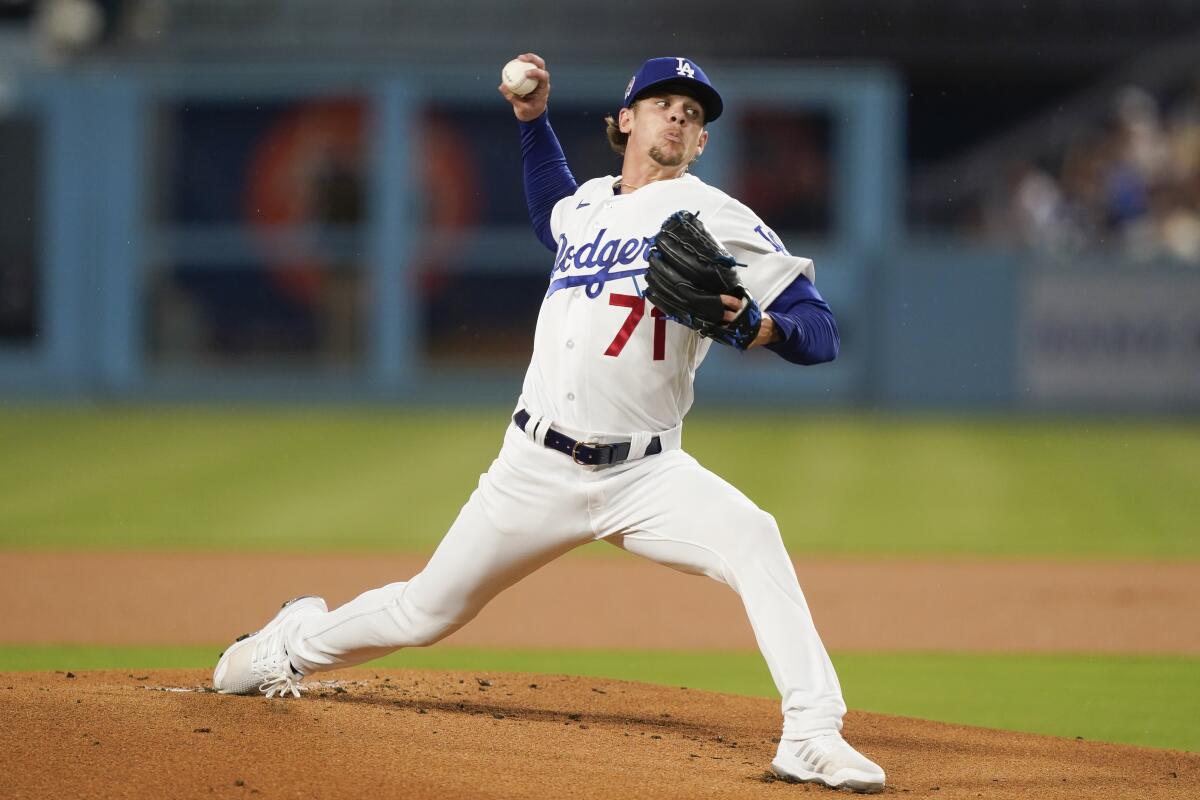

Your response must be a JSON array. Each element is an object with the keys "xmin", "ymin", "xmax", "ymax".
[
  {"xmin": 406, "ymin": 616, "xmax": 462, "ymax": 647},
  {"xmin": 389, "ymin": 594, "xmax": 474, "ymax": 647},
  {"xmin": 729, "ymin": 508, "xmax": 786, "ymax": 562}
]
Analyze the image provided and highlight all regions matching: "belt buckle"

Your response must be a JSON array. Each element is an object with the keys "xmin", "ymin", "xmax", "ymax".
[{"xmin": 572, "ymin": 440, "xmax": 600, "ymax": 465}]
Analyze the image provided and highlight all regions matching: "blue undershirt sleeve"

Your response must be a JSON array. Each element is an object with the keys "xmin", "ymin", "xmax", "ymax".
[
  {"xmin": 518, "ymin": 111, "xmax": 579, "ymax": 252},
  {"xmin": 763, "ymin": 275, "xmax": 841, "ymax": 365}
]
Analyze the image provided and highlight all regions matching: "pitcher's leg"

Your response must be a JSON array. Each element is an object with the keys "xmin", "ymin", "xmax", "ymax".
[
  {"xmin": 604, "ymin": 455, "xmax": 846, "ymax": 739},
  {"xmin": 288, "ymin": 488, "xmax": 578, "ymax": 675}
]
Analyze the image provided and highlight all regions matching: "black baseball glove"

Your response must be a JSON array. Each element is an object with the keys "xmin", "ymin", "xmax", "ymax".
[{"xmin": 644, "ymin": 210, "xmax": 762, "ymax": 349}]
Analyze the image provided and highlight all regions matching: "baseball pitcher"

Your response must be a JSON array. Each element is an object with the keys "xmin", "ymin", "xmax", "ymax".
[{"xmin": 213, "ymin": 54, "xmax": 886, "ymax": 794}]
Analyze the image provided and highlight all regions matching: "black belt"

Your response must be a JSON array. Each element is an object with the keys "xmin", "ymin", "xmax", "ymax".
[{"xmin": 513, "ymin": 409, "xmax": 663, "ymax": 466}]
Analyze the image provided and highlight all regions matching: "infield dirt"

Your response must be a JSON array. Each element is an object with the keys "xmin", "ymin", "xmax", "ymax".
[
  {"xmin": 4, "ymin": 552, "xmax": 1198, "ymax": 653},
  {"xmin": 3, "ymin": 668, "xmax": 1197, "ymax": 800}
]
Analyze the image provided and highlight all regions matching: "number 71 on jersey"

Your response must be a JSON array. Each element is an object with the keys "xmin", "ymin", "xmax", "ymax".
[{"xmin": 604, "ymin": 293, "xmax": 666, "ymax": 360}]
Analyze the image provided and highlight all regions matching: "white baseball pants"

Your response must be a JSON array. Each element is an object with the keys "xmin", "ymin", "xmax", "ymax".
[{"xmin": 288, "ymin": 420, "xmax": 847, "ymax": 739}]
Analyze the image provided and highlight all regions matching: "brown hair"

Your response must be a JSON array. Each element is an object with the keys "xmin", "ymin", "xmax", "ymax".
[{"xmin": 604, "ymin": 113, "xmax": 628, "ymax": 156}]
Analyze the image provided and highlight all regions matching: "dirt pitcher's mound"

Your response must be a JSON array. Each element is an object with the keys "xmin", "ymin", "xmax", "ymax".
[{"xmin": 2, "ymin": 670, "xmax": 1195, "ymax": 800}]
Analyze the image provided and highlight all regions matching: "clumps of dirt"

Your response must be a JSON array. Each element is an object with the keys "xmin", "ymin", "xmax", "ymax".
[{"xmin": 0, "ymin": 668, "xmax": 1196, "ymax": 800}]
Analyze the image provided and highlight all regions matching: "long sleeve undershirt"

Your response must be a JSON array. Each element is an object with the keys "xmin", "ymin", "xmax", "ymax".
[
  {"xmin": 763, "ymin": 276, "xmax": 840, "ymax": 365},
  {"xmin": 518, "ymin": 111, "xmax": 838, "ymax": 366},
  {"xmin": 519, "ymin": 112, "xmax": 577, "ymax": 251}
]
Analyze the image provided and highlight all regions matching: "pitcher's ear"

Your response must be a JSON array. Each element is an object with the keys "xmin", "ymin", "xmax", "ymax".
[{"xmin": 619, "ymin": 106, "xmax": 634, "ymax": 134}]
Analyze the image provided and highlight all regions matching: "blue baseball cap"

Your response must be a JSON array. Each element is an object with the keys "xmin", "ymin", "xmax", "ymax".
[{"xmin": 622, "ymin": 57, "xmax": 723, "ymax": 123}]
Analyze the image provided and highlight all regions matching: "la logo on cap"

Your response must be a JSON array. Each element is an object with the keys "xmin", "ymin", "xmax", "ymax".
[{"xmin": 620, "ymin": 56, "xmax": 724, "ymax": 122}]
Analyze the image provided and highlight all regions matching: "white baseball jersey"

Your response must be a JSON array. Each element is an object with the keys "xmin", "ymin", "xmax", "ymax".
[{"xmin": 517, "ymin": 173, "xmax": 816, "ymax": 435}]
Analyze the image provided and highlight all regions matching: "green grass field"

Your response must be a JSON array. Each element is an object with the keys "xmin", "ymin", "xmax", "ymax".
[
  {"xmin": 2, "ymin": 645, "xmax": 1195, "ymax": 752},
  {"xmin": 3, "ymin": 408, "xmax": 1196, "ymax": 756},
  {"xmin": 0, "ymin": 407, "xmax": 1197, "ymax": 558}
]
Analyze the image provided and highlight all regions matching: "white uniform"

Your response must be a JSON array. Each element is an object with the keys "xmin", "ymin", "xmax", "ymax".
[{"xmin": 287, "ymin": 172, "xmax": 847, "ymax": 741}]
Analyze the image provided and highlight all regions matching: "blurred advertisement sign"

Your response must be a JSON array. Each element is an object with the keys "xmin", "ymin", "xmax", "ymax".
[
  {"xmin": 148, "ymin": 98, "xmax": 368, "ymax": 366},
  {"xmin": 1022, "ymin": 271, "xmax": 1200, "ymax": 408},
  {"xmin": 737, "ymin": 109, "xmax": 832, "ymax": 237}
]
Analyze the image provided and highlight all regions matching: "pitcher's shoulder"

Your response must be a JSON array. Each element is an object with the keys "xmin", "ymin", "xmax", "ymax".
[
  {"xmin": 575, "ymin": 176, "xmax": 619, "ymax": 197},
  {"xmin": 665, "ymin": 174, "xmax": 739, "ymax": 211}
]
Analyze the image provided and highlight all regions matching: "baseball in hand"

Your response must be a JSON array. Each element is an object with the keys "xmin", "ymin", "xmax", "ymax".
[{"xmin": 502, "ymin": 59, "xmax": 539, "ymax": 97}]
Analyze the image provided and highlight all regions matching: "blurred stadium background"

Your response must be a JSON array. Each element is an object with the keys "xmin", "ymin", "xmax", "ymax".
[
  {"xmin": 1, "ymin": 0, "xmax": 1198, "ymax": 755},
  {"xmin": 1, "ymin": 0, "xmax": 1198, "ymax": 408}
]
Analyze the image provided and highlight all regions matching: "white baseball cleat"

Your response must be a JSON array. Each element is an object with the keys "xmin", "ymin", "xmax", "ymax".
[
  {"xmin": 770, "ymin": 733, "xmax": 886, "ymax": 794},
  {"xmin": 213, "ymin": 596, "xmax": 327, "ymax": 698}
]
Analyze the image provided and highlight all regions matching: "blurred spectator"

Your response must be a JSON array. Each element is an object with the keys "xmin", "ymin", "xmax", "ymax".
[
  {"xmin": 1115, "ymin": 87, "xmax": 1170, "ymax": 184},
  {"xmin": 975, "ymin": 79, "xmax": 1200, "ymax": 265},
  {"xmin": 1006, "ymin": 161, "xmax": 1073, "ymax": 251}
]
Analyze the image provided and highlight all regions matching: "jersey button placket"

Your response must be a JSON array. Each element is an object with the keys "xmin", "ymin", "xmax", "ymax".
[{"xmin": 571, "ymin": 202, "xmax": 599, "ymax": 427}]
